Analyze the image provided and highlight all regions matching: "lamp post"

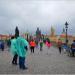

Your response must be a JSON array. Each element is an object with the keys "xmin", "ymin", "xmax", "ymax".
[
  {"xmin": 27, "ymin": 33, "xmax": 28, "ymax": 41},
  {"xmin": 65, "ymin": 22, "xmax": 68, "ymax": 45}
]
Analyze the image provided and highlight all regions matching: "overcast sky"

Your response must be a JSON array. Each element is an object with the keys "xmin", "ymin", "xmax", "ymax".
[{"xmin": 0, "ymin": 0, "xmax": 75, "ymax": 35}]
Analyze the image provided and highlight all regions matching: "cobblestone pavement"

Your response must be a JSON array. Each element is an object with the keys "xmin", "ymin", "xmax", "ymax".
[{"xmin": 0, "ymin": 45, "xmax": 75, "ymax": 74}]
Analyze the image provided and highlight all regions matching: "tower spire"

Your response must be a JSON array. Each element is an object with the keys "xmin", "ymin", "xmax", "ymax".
[
  {"xmin": 62, "ymin": 28, "xmax": 65, "ymax": 34},
  {"xmin": 50, "ymin": 26, "xmax": 55, "ymax": 36}
]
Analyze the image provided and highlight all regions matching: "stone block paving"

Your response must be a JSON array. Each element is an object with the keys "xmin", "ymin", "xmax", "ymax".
[{"xmin": 0, "ymin": 45, "xmax": 75, "ymax": 74}]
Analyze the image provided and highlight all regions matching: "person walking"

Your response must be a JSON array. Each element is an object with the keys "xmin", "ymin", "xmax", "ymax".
[
  {"xmin": 71, "ymin": 40, "xmax": 75, "ymax": 57},
  {"xmin": 16, "ymin": 36, "xmax": 28, "ymax": 70},
  {"xmin": 30, "ymin": 39, "xmax": 36, "ymax": 53},
  {"xmin": 58, "ymin": 39, "xmax": 62, "ymax": 54},
  {"xmin": 45, "ymin": 39, "xmax": 52, "ymax": 55},
  {"xmin": 1, "ymin": 41, "xmax": 4, "ymax": 51},
  {"xmin": 46, "ymin": 40, "xmax": 52, "ymax": 49},
  {"xmin": 10, "ymin": 36, "xmax": 18, "ymax": 65},
  {"xmin": 39, "ymin": 40, "xmax": 43, "ymax": 51}
]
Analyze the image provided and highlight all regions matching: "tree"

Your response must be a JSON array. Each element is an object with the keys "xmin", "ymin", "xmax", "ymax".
[{"xmin": 15, "ymin": 26, "xmax": 19, "ymax": 38}]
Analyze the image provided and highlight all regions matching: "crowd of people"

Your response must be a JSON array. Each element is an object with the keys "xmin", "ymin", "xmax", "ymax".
[
  {"xmin": 10, "ymin": 35, "xmax": 53, "ymax": 70},
  {"xmin": 57, "ymin": 39, "xmax": 75, "ymax": 57},
  {"xmin": 0, "ymin": 34, "xmax": 75, "ymax": 70}
]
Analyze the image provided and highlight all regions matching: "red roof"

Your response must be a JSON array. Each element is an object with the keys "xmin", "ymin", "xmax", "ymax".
[
  {"xmin": 0, "ymin": 34, "xmax": 14, "ymax": 38},
  {"xmin": 60, "ymin": 34, "xmax": 72, "ymax": 38}
]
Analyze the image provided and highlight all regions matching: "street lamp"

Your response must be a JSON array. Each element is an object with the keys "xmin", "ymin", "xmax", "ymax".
[
  {"xmin": 65, "ymin": 21, "xmax": 69, "ymax": 45},
  {"xmin": 26, "ymin": 32, "xmax": 29, "ymax": 41}
]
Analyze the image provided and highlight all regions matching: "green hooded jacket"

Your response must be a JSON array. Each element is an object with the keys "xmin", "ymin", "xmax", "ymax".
[
  {"xmin": 16, "ymin": 37, "xmax": 28, "ymax": 57},
  {"xmin": 10, "ymin": 38, "xmax": 17, "ymax": 55}
]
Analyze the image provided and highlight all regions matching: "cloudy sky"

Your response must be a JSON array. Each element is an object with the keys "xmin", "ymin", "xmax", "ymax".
[{"xmin": 0, "ymin": 0, "xmax": 75, "ymax": 35}]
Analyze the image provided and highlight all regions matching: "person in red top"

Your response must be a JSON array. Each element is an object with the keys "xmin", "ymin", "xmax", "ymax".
[
  {"xmin": 30, "ymin": 39, "xmax": 36, "ymax": 53},
  {"xmin": 58, "ymin": 39, "xmax": 62, "ymax": 54}
]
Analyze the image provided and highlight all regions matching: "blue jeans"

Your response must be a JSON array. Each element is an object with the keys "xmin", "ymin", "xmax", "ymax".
[{"xmin": 19, "ymin": 57, "xmax": 25, "ymax": 69}]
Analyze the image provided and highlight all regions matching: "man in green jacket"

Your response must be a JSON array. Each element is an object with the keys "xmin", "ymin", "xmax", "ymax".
[
  {"xmin": 40, "ymin": 40, "xmax": 43, "ymax": 51},
  {"xmin": 16, "ymin": 36, "xmax": 28, "ymax": 70}
]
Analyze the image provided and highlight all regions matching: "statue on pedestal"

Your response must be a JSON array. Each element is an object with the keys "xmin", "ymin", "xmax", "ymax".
[{"xmin": 35, "ymin": 27, "xmax": 41, "ymax": 45}]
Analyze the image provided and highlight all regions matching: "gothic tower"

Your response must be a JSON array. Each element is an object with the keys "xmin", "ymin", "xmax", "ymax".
[{"xmin": 50, "ymin": 26, "xmax": 55, "ymax": 36}]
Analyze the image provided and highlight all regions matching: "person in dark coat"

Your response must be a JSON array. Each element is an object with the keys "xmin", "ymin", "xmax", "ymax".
[
  {"xmin": 58, "ymin": 39, "xmax": 62, "ymax": 54},
  {"xmin": 1, "ymin": 41, "xmax": 4, "ymax": 51},
  {"xmin": 71, "ymin": 40, "xmax": 75, "ymax": 57}
]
